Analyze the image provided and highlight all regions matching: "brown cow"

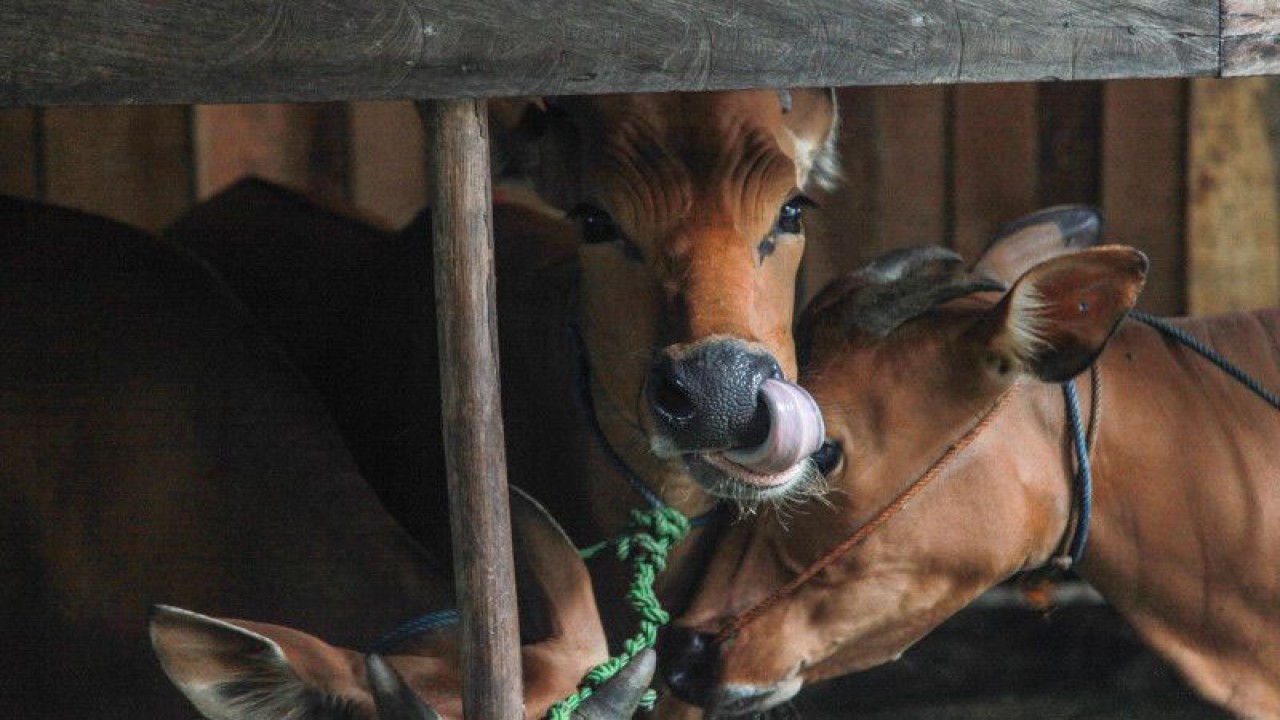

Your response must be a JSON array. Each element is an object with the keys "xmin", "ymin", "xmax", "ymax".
[
  {"xmin": 669, "ymin": 211, "xmax": 1280, "ymax": 718},
  {"xmin": 497, "ymin": 89, "xmax": 839, "ymax": 506},
  {"xmin": 0, "ymin": 197, "xmax": 648, "ymax": 719},
  {"xmin": 164, "ymin": 151, "xmax": 827, "ymax": 651}
]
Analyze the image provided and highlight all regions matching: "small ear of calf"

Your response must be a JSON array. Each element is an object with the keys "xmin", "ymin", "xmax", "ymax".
[
  {"xmin": 782, "ymin": 88, "xmax": 842, "ymax": 192},
  {"xmin": 985, "ymin": 246, "xmax": 1147, "ymax": 382},
  {"xmin": 510, "ymin": 487, "xmax": 609, "ymax": 661},
  {"xmin": 150, "ymin": 605, "xmax": 371, "ymax": 720},
  {"xmin": 973, "ymin": 205, "xmax": 1102, "ymax": 285}
]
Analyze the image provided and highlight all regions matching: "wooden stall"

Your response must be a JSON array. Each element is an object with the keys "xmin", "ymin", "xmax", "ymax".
[{"xmin": 3, "ymin": 1, "xmax": 1279, "ymax": 717}]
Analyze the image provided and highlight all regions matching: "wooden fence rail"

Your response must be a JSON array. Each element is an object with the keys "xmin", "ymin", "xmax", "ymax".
[{"xmin": 4, "ymin": 1, "xmax": 1279, "ymax": 107}]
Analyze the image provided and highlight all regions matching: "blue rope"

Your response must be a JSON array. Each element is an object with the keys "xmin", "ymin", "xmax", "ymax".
[
  {"xmin": 368, "ymin": 608, "xmax": 460, "ymax": 655},
  {"xmin": 1056, "ymin": 310, "xmax": 1280, "ymax": 568},
  {"xmin": 1129, "ymin": 310, "xmax": 1280, "ymax": 411},
  {"xmin": 1062, "ymin": 380, "xmax": 1092, "ymax": 566}
]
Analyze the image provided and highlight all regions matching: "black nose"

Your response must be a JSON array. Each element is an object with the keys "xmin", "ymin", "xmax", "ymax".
[
  {"xmin": 646, "ymin": 340, "xmax": 782, "ymax": 451},
  {"xmin": 658, "ymin": 625, "xmax": 721, "ymax": 708}
]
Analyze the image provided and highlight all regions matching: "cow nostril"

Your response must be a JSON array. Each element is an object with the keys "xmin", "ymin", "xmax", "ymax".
[
  {"xmin": 650, "ymin": 372, "xmax": 696, "ymax": 423},
  {"xmin": 658, "ymin": 626, "xmax": 720, "ymax": 708}
]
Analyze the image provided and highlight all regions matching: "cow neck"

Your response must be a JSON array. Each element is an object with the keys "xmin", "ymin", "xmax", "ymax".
[
  {"xmin": 717, "ymin": 384, "xmax": 1019, "ymax": 642},
  {"xmin": 564, "ymin": 275, "xmax": 723, "ymax": 529}
]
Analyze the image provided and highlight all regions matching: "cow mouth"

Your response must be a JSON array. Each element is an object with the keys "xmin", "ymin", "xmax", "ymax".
[
  {"xmin": 687, "ymin": 378, "xmax": 825, "ymax": 499},
  {"xmin": 690, "ymin": 451, "xmax": 807, "ymax": 490},
  {"xmin": 706, "ymin": 678, "xmax": 804, "ymax": 716}
]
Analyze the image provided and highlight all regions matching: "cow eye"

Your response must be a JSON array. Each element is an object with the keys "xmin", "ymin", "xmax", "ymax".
[
  {"xmin": 811, "ymin": 439, "xmax": 842, "ymax": 476},
  {"xmin": 776, "ymin": 195, "xmax": 814, "ymax": 235},
  {"xmin": 567, "ymin": 203, "xmax": 621, "ymax": 245}
]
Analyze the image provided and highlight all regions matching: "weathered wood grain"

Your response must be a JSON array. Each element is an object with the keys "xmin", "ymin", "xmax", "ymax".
[
  {"xmin": 42, "ymin": 105, "xmax": 191, "ymax": 231},
  {"xmin": 350, "ymin": 101, "xmax": 427, "ymax": 228},
  {"xmin": 1186, "ymin": 77, "xmax": 1280, "ymax": 314},
  {"xmin": 425, "ymin": 98, "xmax": 524, "ymax": 719},
  {"xmin": 1223, "ymin": 0, "xmax": 1280, "ymax": 76},
  {"xmin": 1102, "ymin": 79, "xmax": 1187, "ymax": 315},
  {"xmin": 0, "ymin": 109, "xmax": 38, "ymax": 198},
  {"xmin": 950, "ymin": 83, "xmax": 1040, "ymax": 260},
  {"xmin": 0, "ymin": 0, "xmax": 1218, "ymax": 107},
  {"xmin": 194, "ymin": 103, "xmax": 350, "ymax": 202}
]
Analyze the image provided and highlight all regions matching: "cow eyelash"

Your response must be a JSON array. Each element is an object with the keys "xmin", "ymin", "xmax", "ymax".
[
  {"xmin": 775, "ymin": 195, "xmax": 816, "ymax": 235},
  {"xmin": 567, "ymin": 204, "xmax": 644, "ymax": 262},
  {"xmin": 567, "ymin": 203, "xmax": 621, "ymax": 244},
  {"xmin": 760, "ymin": 195, "xmax": 816, "ymax": 263}
]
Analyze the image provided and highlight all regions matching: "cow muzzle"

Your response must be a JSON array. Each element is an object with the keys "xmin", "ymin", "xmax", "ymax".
[
  {"xmin": 659, "ymin": 625, "xmax": 801, "ymax": 715},
  {"xmin": 645, "ymin": 338, "xmax": 824, "ymax": 496}
]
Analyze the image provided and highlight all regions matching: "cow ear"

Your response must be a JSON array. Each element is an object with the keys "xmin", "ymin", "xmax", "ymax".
[
  {"xmin": 150, "ymin": 605, "xmax": 372, "ymax": 720},
  {"xmin": 510, "ymin": 487, "xmax": 609, "ymax": 661},
  {"xmin": 972, "ymin": 205, "xmax": 1102, "ymax": 285},
  {"xmin": 981, "ymin": 246, "xmax": 1147, "ymax": 382},
  {"xmin": 488, "ymin": 97, "xmax": 551, "ymax": 179},
  {"xmin": 782, "ymin": 88, "xmax": 842, "ymax": 192}
]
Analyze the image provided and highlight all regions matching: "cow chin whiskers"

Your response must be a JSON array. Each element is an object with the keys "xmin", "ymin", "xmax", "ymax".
[{"xmin": 693, "ymin": 457, "xmax": 829, "ymax": 515}]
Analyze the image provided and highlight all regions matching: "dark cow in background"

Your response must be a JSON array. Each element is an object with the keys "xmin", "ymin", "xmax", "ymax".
[{"xmin": 0, "ymin": 197, "xmax": 649, "ymax": 718}]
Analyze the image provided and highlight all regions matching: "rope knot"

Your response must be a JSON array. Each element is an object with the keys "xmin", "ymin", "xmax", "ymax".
[{"xmin": 544, "ymin": 505, "xmax": 692, "ymax": 719}]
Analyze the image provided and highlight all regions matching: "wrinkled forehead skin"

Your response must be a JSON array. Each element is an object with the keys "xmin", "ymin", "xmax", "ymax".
[
  {"xmin": 563, "ymin": 90, "xmax": 828, "ymax": 238},
  {"xmin": 551, "ymin": 89, "xmax": 836, "ymax": 370}
]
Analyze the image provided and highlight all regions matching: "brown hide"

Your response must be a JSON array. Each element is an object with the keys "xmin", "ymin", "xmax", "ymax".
[
  {"xmin": 1, "ymin": 197, "xmax": 622, "ymax": 719},
  {"xmin": 514, "ymin": 90, "xmax": 839, "ymax": 506},
  {"xmin": 0, "ymin": 196, "xmax": 445, "ymax": 718},
  {"xmin": 675, "ymin": 245, "xmax": 1280, "ymax": 718},
  {"xmin": 165, "ymin": 181, "xmax": 722, "ymax": 649}
]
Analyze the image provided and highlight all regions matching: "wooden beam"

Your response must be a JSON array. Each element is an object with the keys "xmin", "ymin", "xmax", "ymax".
[
  {"xmin": 1185, "ymin": 77, "xmax": 1280, "ymax": 314},
  {"xmin": 0, "ymin": 0, "xmax": 1218, "ymax": 107},
  {"xmin": 1223, "ymin": 0, "xmax": 1280, "ymax": 77},
  {"xmin": 424, "ymin": 98, "xmax": 523, "ymax": 719}
]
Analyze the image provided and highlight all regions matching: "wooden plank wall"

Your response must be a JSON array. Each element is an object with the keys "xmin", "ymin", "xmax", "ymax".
[
  {"xmin": 804, "ymin": 78, "xmax": 1228, "ymax": 316},
  {"xmin": 0, "ymin": 81, "xmax": 1276, "ymax": 315}
]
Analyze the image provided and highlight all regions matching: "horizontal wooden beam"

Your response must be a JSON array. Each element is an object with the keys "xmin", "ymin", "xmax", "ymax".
[{"xmin": 0, "ymin": 0, "xmax": 1231, "ymax": 107}]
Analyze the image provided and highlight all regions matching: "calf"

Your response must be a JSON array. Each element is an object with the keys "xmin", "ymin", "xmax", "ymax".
[
  {"xmin": 500, "ymin": 90, "xmax": 839, "ymax": 505},
  {"xmin": 165, "ymin": 173, "xmax": 823, "ymax": 650},
  {"xmin": 0, "ymin": 197, "xmax": 647, "ymax": 718},
  {"xmin": 669, "ymin": 211, "xmax": 1280, "ymax": 717}
]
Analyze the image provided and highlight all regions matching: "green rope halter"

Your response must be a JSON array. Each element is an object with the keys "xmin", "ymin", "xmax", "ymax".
[{"xmin": 544, "ymin": 505, "xmax": 691, "ymax": 719}]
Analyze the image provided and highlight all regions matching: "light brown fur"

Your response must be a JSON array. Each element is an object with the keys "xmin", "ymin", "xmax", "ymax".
[{"xmin": 678, "ymin": 239, "xmax": 1280, "ymax": 717}]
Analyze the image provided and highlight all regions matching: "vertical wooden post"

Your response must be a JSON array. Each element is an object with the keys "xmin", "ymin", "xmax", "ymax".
[{"xmin": 425, "ymin": 98, "xmax": 524, "ymax": 718}]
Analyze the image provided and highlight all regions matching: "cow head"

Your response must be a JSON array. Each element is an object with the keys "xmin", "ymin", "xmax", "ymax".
[
  {"xmin": 504, "ymin": 89, "xmax": 840, "ymax": 503},
  {"xmin": 151, "ymin": 489, "xmax": 655, "ymax": 719},
  {"xmin": 663, "ymin": 209, "xmax": 1149, "ymax": 715}
]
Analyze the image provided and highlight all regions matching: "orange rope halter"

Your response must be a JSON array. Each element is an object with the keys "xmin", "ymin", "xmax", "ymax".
[{"xmin": 715, "ymin": 385, "xmax": 1018, "ymax": 643}]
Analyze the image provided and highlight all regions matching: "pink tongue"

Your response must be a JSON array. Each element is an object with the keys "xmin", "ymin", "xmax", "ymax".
[{"xmin": 724, "ymin": 378, "xmax": 825, "ymax": 475}]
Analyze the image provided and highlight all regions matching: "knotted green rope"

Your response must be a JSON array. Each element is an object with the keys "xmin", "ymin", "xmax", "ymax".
[{"xmin": 544, "ymin": 505, "xmax": 691, "ymax": 719}]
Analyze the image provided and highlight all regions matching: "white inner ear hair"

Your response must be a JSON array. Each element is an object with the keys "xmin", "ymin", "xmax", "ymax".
[{"xmin": 1002, "ymin": 282, "xmax": 1053, "ymax": 361}]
